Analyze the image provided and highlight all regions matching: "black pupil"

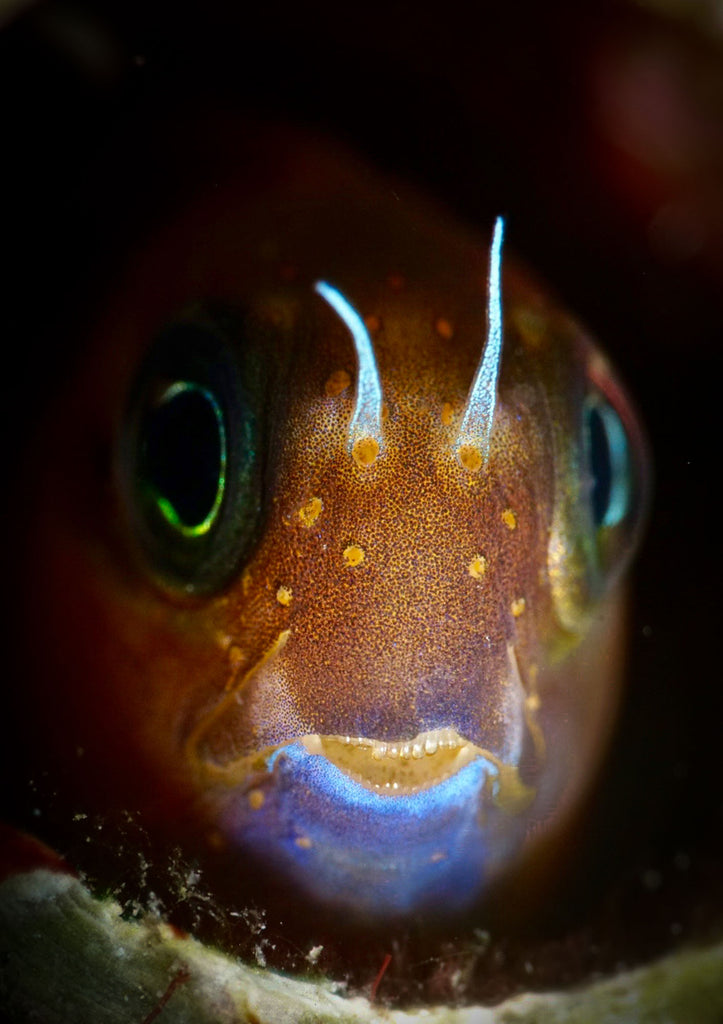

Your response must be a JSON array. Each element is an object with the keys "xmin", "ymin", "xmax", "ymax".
[
  {"xmin": 143, "ymin": 385, "xmax": 222, "ymax": 529},
  {"xmin": 587, "ymin": 404, "xmax": 612, "ymax": 527}
]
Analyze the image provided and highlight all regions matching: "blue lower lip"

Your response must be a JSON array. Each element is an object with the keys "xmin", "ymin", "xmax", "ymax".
[{"xmin": 218, "ymin": 740, "xmax": 502, "ymax": 919}]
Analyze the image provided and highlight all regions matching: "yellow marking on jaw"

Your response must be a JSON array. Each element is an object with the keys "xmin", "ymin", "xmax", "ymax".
[
  {"xmin": 227, "ymin": 643, "xmax": 244, "ymax": 672},
  {"xmin": 435, "ymin": 317, "xmax": 454, "ymax": 340},
  {"xmin": 248, "ymin": 789, "xmax": 265, "ymax": 810},
  {"xmin": 343, "ymin": 544, "xmax": 365, "ymax": 568},
  {"xmin": 458, "ymin": 444, "xmax": 483, "ymax": 473},
  {"xmin": 352, "ymin": 436, "xmax": 380, "ymax": 467},
  {"xmin": 511, "ymin": 597, "xmax": 526, "ymax": 617},
  {"xmin": 223, "ymin": 644, "xmax": 244, "ymax": 692},
  {"xmin": 276, "ymin": 586, "xmax": 293, "ymax": 607},
  {"xmin": 241, "ymin": 569, "xmax": 253, "ymax": 595},
  {"xmin": 502, "ymin": 508, "xmax": 517, "ymax": 530},
  {"xmin": 299, "ymin": 497, "xmax": 323, "ymax": 527},
  {"xmin": 186, "ymin": 630, "xmax": 292, "ymax": 783},
  {"xmin": 526, "ymin": 664, "xmax": 544, "ymax": 752},
  {"xmin": 468, "ymin": 555, "xmax": 488, "ymax": 580},
  {"xmin": 508, "ymin": 647, "xmax": 546, "ymax": 760},
  {"xmin": 490, "ymin": 762, "xmax": 536, "ymax": 814},
  {"xmin": 325, "ymin": 369, "xmax": 351, "ymax": 397},
  {"xmin": 441, "ymin": 402, "xmax": 455, "ymax": 427}
]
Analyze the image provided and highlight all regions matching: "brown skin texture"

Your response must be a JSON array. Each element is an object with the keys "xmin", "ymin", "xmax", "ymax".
[
  {"xmin": 7, "ymin": 123, "xmax": 644, "ymax": 977},
  {"xmin": 3, "ymin": 0, "xmax": 723, "ymax": 1007}
]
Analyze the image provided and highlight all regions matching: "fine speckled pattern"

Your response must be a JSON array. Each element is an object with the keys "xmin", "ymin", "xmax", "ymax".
[{"xmin": 9, "ymin": 125, "xmax": 648, "ymax": 935}]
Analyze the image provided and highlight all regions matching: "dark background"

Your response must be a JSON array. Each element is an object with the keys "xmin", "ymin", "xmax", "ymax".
[{"xmin": 2, "ymin": 0, "xmax": 721, "ymax": 1004}]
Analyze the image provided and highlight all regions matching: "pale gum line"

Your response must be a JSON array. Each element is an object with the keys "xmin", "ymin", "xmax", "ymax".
[
  {"xmin": 455, "ymin": 215, "xmax": 505, "ymax": 470},
  {"xmin": 314, "ymin": 281, "xmax": 383, "ymax": 465}
]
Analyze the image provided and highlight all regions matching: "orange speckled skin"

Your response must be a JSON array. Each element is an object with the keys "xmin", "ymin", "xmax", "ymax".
[{"xmin": 9, "ymin": 122, "xmax": 645, "ymax": 927}]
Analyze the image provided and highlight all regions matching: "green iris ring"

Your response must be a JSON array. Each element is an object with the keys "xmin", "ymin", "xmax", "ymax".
[{"xmin": 147, "ymin": 381, "xmax": 227, "ymax": 538}]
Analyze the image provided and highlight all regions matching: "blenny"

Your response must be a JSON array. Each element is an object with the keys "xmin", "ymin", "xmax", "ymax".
[{"xmin": 11, "ymin": 125, "xmax": 648, "ymax": 932}]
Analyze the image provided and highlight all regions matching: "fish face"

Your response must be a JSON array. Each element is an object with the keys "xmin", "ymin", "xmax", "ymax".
[{"xmin": 18, "ymin": 129, "xmax": 648, "ymax": 925}]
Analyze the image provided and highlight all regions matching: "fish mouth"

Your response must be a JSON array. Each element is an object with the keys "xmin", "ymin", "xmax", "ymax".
[
  {"xmin": 212, "ymin": 724, "xmax": 535, "ymax": 918},
  {"xmin": 197, "ymin": 724, "xmax": 534, "ymax": 814},
  {"xmin": 302, "ymin": 727, "xmax": 488, "ymax": 795}
]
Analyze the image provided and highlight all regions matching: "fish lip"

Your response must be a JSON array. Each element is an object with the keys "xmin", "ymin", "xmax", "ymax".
[
  {"xmin": 299, "ymin": 726, "xmax": 486, "ymax": 795},
  {"xmin": 199, "ymin": 724, "xmax": 535, "ymax": 815},
  {"xmin": 214, "ymin": 733, "xmax": 535, "ymax": 919}
]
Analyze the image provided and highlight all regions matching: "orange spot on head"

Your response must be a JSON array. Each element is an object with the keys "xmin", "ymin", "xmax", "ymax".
[
  {"xmin": 458, "ymin": 444, "xmax": 483, "ymax": 473},
  {"xmin": 365, "ymin": 314, "xmax": 381, "ymax": 333},
  {"xmin": 325, "ymin": 369, "xmax": 352, "ymax": 397},
  {"xmin": 430, "ymin": 851, "xmax": 447, "ymax": 863},
  {"xmin": 343, "ymin": 544, "xmax": 365, "ymax": 568},
  {"xmin": 299, "ymin": 497, "xmax": 323, "ymax": 527},
  {"xmin": 248, "ymin": 789, "xmax": 265, "ymax": 811},
  {"xmin": 387, "ymin": 272, "xmax": 405, "ymax": 291},
  {"xmin": 502, "ymin": 508, "xmax": 518, "ymax": 530},
  {"xmin": 441, "ymin": 402, "xmax": 455, "ymax": 427},
  {"xmin": 352, "ymin": 436, "xmax": 380, "ymax": 467},
  {"xmin": 468, "ymin": 555, "xmax": 488, "ymax": 580},
  {"xmin": 435, "ymin": 317, "xmax": 454, "ymax": 340},
  {"xmin": 276, "ymin": 586, "xmax": 293, "ymax": 607},
  {"xmin": 511, "ymin": 597, "xmax": 526, "ymax": 617},
  {"xmin": 295, "ymin": 836, "xmax": 313, "ymax": 849}
]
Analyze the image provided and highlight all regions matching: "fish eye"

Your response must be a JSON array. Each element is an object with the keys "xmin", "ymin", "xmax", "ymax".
[
  {"xmin": 584, "ymin": 394, "xmax": 631, "ymax": 530},
  {"xmin": 581, "ymin": 363, "xmax": 649, "ymax": 588},
  {"xmin": 119, "ymin": 311, "xmax": 265, "ymax": 594},
  {"xmin": 142, "ymin": 381, "xmax": 226, "ymax": 537}
]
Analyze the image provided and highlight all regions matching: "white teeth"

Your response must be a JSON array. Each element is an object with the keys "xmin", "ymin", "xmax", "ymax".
[
  {"xmin": 339, "ymin": 728, "xmax": 466, "ymax": 759},
  {"xmin": 302, "ymin": 727, "xmax": 489, "ymax": 796},
  {"xmin": 302, "ymin": 734, "xmax": 324, "ymax": 755},
  {"xmin": 306, "ymin": 728, "xmax": 469, "ymax": 764},
  {"xmin": 437, "ymin": 728, "xmax": 459, "ymax": 751},
  {"xmin": 342, "ymin": 736, "xmax": 373, "ymax": 749}
]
